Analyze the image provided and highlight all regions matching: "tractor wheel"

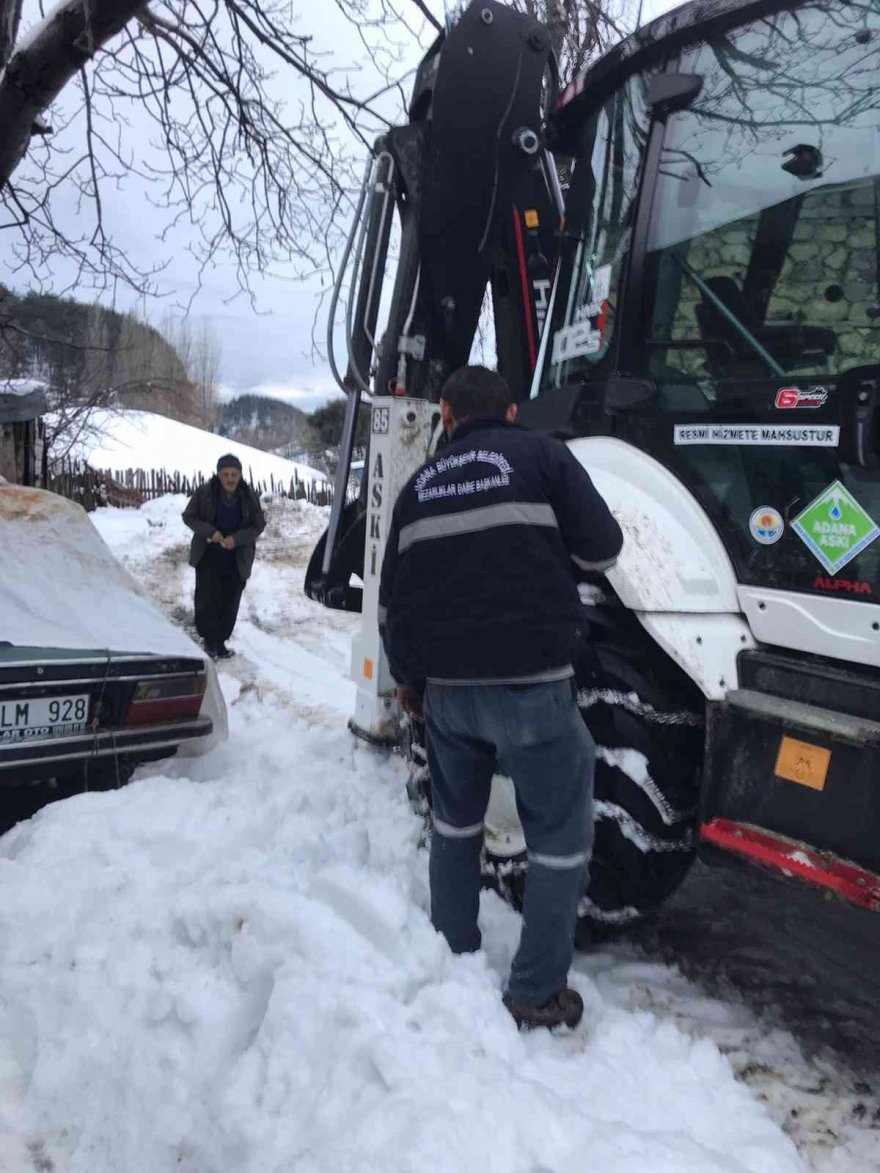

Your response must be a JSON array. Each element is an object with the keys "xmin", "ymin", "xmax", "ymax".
[{"xmin": 573, "ymin": 606, "xmax": 705, "ymax": 943}]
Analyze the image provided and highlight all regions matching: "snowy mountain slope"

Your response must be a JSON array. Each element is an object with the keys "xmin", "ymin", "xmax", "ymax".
[
  {"xmin": 0, "ymin": 497, "xmax": 876, "ymax": 1172},
  {"xmin": 59, "ymin": 408, "xmax": 328, "ymax": 488}
]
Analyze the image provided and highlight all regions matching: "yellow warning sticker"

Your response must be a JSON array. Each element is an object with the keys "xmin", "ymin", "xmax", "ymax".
[
  {"xmin": 524, "ymin": 209, "xmax": 539, "ymax": 229},
  {"xmin": 774, "ymin": 736, "xmax": 831, "ymax": 791}
]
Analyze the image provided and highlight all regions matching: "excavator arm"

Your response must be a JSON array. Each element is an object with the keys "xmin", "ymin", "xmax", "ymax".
[{"xmin": 305, "ymin": 0, "xmax": 562, "ymax": 613}]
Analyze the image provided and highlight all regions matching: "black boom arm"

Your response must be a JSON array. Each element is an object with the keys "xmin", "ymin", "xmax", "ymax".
[{"xmin": 307, "ymin": 0, "xmax": 561, "ymax": 609}]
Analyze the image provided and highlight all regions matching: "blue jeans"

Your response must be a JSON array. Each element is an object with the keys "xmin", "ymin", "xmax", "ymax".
[{"xmin": 424, "ymin": 678, "xmax": 595, "ymax": 1005}]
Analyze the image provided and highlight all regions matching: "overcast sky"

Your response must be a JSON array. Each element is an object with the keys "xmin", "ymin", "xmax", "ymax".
[{"xmin": 3, "ymin": 0, "xmax": 678, "ymax": 414}]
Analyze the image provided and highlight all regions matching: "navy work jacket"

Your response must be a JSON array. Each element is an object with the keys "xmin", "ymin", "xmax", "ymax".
[{"xmin": 379, "ymin": 417, "xmax": 623, "ymax": 689}]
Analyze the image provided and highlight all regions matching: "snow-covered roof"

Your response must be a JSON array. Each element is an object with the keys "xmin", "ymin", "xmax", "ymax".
[
  {"xmin": 1, "ymin": 378, "xmax": 48, "ymax": 397},
  {"xmin": 0, "ymin": 379, "xmax": 47, "ymax": 423}
]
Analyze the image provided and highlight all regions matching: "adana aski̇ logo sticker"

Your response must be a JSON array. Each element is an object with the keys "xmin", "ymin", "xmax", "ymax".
[{"xmin": 791, "ymin": 481, "xmax": 880, "ymax": 574}]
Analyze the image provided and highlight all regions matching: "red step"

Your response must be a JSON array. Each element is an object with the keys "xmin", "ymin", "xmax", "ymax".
[{"xmin": 699, "ymin": 818, "xmax": 880, "ymax": 913}]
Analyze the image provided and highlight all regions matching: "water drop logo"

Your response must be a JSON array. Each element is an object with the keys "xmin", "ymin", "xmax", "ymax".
[
  {"xmin": 749, "ymin": 506, "xmax": 784, "ymax": 546},
  {"xmin": 792, "ymin": 480, "xmax": 880, "ymax": 574}
]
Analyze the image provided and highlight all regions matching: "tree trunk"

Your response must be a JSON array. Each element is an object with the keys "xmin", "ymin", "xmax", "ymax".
[
  {"xmin": 0, "ymin": 0, "xmax": 23, "ymax": 72},
  {"xmin": 0, "ymin": 0, "xmax": 145, "ymax": 189}
]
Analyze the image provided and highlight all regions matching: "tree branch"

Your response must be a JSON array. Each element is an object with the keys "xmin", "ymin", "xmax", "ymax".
[
  {"xmin": 0, "ymin": 0, "xmax": 145, "ymax": 188},
  {"xmin": 409, "ymin": 0, "xmax": 441, "ymax": 33}
]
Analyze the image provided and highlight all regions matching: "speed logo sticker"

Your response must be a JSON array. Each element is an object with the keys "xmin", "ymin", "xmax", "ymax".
[
  {"xmin": 749, "ymin": 507, "xmax": 784, "ymax": 546},
  {"xmin": 774, "ymin": 386, "xmax": 829, "ymax": 409}
]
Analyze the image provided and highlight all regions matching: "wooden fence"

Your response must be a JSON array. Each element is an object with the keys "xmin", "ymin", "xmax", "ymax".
[{"xmin": 46, "ymin": 458, "xmax": 334, "ymax": 512}]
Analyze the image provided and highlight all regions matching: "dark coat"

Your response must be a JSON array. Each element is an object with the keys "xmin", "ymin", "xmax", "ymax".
[
  {"xmin": 182, "ymin": 477, "xmax": 266, "ymax": 583},
  {"xmin": 380, "ymin": 418, "xmax": 623, "ymax": 688}
]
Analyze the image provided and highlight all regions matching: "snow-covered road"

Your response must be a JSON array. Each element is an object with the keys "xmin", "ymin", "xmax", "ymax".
[{"xmin": 1, "ymin": 496, "xmax": 877, "ymax": 1172}]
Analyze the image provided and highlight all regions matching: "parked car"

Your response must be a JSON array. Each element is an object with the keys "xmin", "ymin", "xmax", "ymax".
[
  {"xmin": 0, "ymin": 644, "xmax": 214, "ymax": 787},
  {"xmin": 0, "ymin": 482, "xmax": 226, "ymax": 805}
]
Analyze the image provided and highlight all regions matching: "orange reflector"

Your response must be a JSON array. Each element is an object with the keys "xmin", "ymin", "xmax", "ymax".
[
  {"xmin": 774, "ymin": 736, "xmax": 831, "ymax": 791},
  {"xmin": 524, "ymin": 209, "xmax": 539, "ymax": 229},
  {"xmin": 363, "ymin": 658, "xmax": 374, "ymax": 680}
]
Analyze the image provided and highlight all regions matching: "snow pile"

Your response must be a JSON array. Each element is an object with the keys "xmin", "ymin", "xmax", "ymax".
[
  {"xmin": 62, "ymin": 408, "xmax": 328, "ymax": 489},
  {"xmin": 0, "ymin": 496, "xmax": 867, "ymax": 1172},
  {"xmin": 0, "ymin": 485, "xmax": 226, "ymax": 750},
  {"xmin": 0, "ymin": 694, "xmax": 806, "ymax": 1173}
]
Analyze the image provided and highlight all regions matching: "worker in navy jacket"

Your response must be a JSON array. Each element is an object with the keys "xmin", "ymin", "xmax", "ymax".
[{"xmin": 380, "ymin": 365, "xmax": 623, "ymax": 1031}]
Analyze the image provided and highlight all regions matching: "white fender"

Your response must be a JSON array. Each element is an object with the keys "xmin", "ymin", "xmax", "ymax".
[
  {"xmin": 567, "ymin": 436, "xmax": 739, "ymax": 613},
  {"xmin": 567, "ymin": 437, "xmax": 756, "ymax": 700}
]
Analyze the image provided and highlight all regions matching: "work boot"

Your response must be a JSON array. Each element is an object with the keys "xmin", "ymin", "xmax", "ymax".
[
  {"xmin": 503, "ymin": 986, "xmax": 584, "ymax": 1031},
  {"xmin": 216, "ymin": 643, "xmax": 234, "ymax": 659},
  {"xmin": 203, "ymin": 643, "xmax": 220, "ymax": 660}
]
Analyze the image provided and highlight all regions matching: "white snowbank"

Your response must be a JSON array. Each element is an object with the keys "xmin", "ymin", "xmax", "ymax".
[
  {"xmin": 0, "ymin": 495, "xmax": 858, "ymax": 1173},
  {"xmin": 0, "ymin": 697, "xmax": 806, "ymax": 1173},
  {"xmin": 63, "ymin": 409, "xmax": 328, "ymax": 489},
  {"xmin": 0, "ymin": 485, "xmax": 226, "ymax": 750}
]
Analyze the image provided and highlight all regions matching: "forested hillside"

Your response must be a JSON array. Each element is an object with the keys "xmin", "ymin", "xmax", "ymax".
[
  {"xmin": 218, "ymin": 393, "xmax": 318, "ymax": 459},
  {"xmin": 0, "ymin": 287, "xmax": 218, "ymax": 429}
]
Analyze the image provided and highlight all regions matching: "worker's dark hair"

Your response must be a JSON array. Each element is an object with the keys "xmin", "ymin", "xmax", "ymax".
[{"xmin": 440, "ymin": 365, "xmax": 514, "ymax": 422}]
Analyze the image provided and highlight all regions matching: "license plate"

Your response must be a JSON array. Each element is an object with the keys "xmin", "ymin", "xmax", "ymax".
[{"xmin": 0, "ymin": 694, "xmax": 90, "ymax": 744}]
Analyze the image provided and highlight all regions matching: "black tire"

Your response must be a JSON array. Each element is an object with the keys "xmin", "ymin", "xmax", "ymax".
[{"xmin": 573, "ymin": 605, "xmax": 705, "ymax": 943}]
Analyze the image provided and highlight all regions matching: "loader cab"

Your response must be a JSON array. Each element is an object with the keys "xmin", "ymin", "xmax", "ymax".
[{"xmin": 537, "ymin": 0, "xmax": 880, "ymax": 630}]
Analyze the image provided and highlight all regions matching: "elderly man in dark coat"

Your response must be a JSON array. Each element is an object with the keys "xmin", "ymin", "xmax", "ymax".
[{"xmin": 182, "ymin": 454, "xmax": 266, "ymax": 659}]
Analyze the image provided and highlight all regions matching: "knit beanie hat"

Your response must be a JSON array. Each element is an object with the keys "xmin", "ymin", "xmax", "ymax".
[{"xmin": 217, "ymin": 454, "xmax": 243, "ymax": 472}]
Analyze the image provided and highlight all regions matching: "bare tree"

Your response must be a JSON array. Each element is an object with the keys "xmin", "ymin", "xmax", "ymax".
[
  {"xmin": 0, "ymin": 0, "xmax": 438, "ymax": 303},
  {"xmin": 2, "ymin": 0, "xmax": 633, "ymax": 432},
  {"xmin": 39, "ymin": 307, "xmax": 133, "ymax": 468},
  {"xmin": 153, "ymin": 311, "xmax": 221, "ymax": 426},
  {"xmin": 513, "ymin": 0, "xmax": 635, "ymax": 79},
  {"xmin": 189, "ymin": 318, "xmax": 221, "ymax": 427},
  {"xmin": 0, "ymin": 1, "xmax": 634, "ymax": 304}
]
